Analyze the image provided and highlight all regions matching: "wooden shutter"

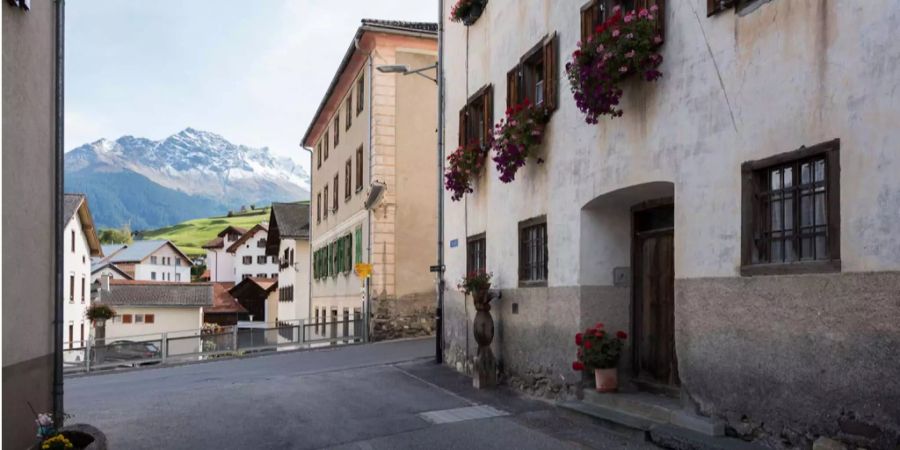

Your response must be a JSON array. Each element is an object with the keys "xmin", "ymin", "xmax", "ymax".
[
  {"xmin": 145, "ymin": 314, "xmax": 155, "ymax": 324},
  {"xmin": 580, "ymin": 0, "xmax": 598, "ymax": 42},
  {"xmin": 481, "ymin": 86, "xmax": 493, "ymax": 147},
  {"xmin": 707, "ymin": 0, "xmax": 733, "ymax": 17},
  {"xmin": 506, "ymin": 67, "xmax": 519, "ymax": 110},
  {"xmin": 542, "ymin": 33, "xmax": 558, "ymax": 111},
  {"xmin": 123, "ymin": 314, "xmax": 133, "ymax": 324},
  {"xmin": 458, "ymin": 108, "xmax": 467, "ymax": 147}
]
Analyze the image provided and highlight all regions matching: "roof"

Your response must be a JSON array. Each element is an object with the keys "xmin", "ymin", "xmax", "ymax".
[
  {"xmin": 217, "ymin": 226, "xmax": 248, "ymax": 238},
  {"xmin": 301, "ymin": 18, "xmax": 437, "ymax": 147},
  {"xmin": 100, "ymin": 280, "xmax": 213, "ymax": 307},
  {"xmin": 64, "ymin": 193, "xmax": 103, "ymax": 256},
  {"xmin": 266, "ymin": 202, "xmax": 310, "ymax": 255},
  {"xmin": 228, "ymin": 277, "xmax": 278, "ymax": 297},
  {"xmin": 225, "ymin": 223, "xmax": 268, "ymax": 253},
  {"xmin": 201, "ymin": 236, "xmax": 224, "ymax": 249},
  {"xmin": 90, "ymin": 261, "xmax": 134, "ymax": 280},
  {"xmin": 99, "ymin": 240, "xmax": 192, "ymax": 264},
  {"xmin": 207, "ymin": 282, "xmax": 248, "ymax": 314}
]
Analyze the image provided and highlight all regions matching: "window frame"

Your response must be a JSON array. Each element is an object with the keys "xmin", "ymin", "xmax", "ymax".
[
  {"xmin": 355, "ymin": 146, "xmax": 364, "ymax": 192},
  {"xmin": 740, "ymin": 139, "xmax": 841, "ymax": 276},
  {"xmin": 459, "ymin": 84, "xmax": 493, "ymax": 149},
  {"xmin": 324, "ymin": 131, "xmax": 330, "ymax": 161},
  {"xmin": 317, "ymin": 142, "xmax": 322, "ymax": 168},
  {"xmin": 317, "ymin": 193, "xmax": 322, "ymax": 223},
  {"xmin": 345, "ymin": 96, "xmax": 352, "ymax": 130},
  {"xmin": 466, "ymin": 233, "xmax": 487, "ymax": 275},
  {"xmin": 333, "ymin": 115, "xmax": 340, "ymax": 147},
  {"xmin": 324, "ymin": 185, "xmax": 329, "ymax": 218},
  {"xmin": 507, "ymin": 34, "xmax": 559, "ymax": 112},
  {"xmin": 356, "ymin": 74, "xmax": 365, "ymax": 115},
  {"xmin": 581, "ymin": 1, "xmax": 664, "ymax": 44},
  {"xmin": 333, "ymin": 174, "xmax": 339, "ymax": 213},
  {"xmin": 518, "ymin": 215, "xmax": 549, "ymax": 287},
  {"xmin": 345, "ymin": 158, "xmax": 352, "ymax": 201}
]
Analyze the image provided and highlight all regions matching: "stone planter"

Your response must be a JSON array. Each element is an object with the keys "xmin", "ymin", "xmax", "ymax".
[
  {"xmin": 594, "ymin": 368, "xmax": 618, "ymax": 392},
  {"xmin": 32, "ymin": 424, "xmax": 107, "ymax": 450},
  {"xmin": 471, "ymin": 289, "xmax": 496, "ymax": 389}
]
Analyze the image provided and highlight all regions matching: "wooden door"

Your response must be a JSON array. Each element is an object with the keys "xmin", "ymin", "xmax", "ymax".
[{"xmin": 632, "ymin": 203, "xmax": 678, "ymax": 386}]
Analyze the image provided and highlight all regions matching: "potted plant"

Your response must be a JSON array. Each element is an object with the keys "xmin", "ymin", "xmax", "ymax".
[
  {"xmin": 449, "ymin": 0, "xmax": 488, "ymax": 26},
  {"xmin": 459, "ymin": 271, "xmax": 496, "ymax": 388},
  {"xmin": 572, "ymin": 323, "xmax": 628, "ymax": 392},
  {"xmin": 444, "ymin": 142, "xmax": 488, "ymax": 201},
  {"xmin": 566, "ymin": 5, "xmax": 663, "ymax": 124},
  {"xmin": 491, "ymin": 98, "xmax": 551, "ymax": 183},
  {"xmin": 84, "ymin": 304, "xmax": 116, "ymax": 327}
]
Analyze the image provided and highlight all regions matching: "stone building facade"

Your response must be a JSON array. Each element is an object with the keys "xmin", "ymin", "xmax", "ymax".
[
  {"xmin": 302, "ymin": 20, "xmax": 439, "ymax": 341},
  {"xmin": 440, "ymin": 0, "xmax": 900, "ymax": 448}
]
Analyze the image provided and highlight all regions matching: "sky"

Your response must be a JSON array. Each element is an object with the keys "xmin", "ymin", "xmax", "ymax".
[{"xmin": 65, "ymin": 0, "xmax": 437, "ymax": 172}]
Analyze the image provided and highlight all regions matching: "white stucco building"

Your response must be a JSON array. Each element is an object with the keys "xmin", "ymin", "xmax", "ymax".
[
  {"xmin": 440, "ymin": 0, "xmax": 900, "ymax": 447},
  {"xmin": 227, "ymin": 223, "xmax": 278, "ymax": 281},
  {"xmin": 202, "ymin": 226, "xmax": 246, "ymax": 282},
  {"xmin": 63, "ymin": 194, "xmax": 102, "ymax": 350},
  {"xmin": 265, "ymin": 202, "xmax": 311, "ymax": 323},
  {"xmin": 99, "ymin": 240, "xmax": 192, "ymax": 282}
]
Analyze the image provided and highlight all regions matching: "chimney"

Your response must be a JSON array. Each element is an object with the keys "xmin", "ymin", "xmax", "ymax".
[{"xmin": 101, "ymin": 273, "xmax": 111, "ymax": 293}]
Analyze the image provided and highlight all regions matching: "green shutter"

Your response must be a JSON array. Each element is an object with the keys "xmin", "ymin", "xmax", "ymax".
[{"xmin": 355, "ymin": 227, "xmax": 363, "ymax": 263}]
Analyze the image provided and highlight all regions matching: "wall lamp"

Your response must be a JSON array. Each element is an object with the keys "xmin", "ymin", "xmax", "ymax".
[{"xmin": 376, "ymin": 63, "xmax": 438, "ymax": 84}]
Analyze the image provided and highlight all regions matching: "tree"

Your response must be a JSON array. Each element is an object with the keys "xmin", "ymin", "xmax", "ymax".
[{"xmin": 98, "ymin": 224, "xmax": 133, "ymax": 245}]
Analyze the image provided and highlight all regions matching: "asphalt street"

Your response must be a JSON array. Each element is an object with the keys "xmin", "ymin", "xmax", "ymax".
[{"xmin": 66, "ymin": 338, "xmax": 655, "ymax": 449}]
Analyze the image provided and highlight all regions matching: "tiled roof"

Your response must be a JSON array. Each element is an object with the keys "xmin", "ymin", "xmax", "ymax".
[
  {"xmin": 216, "ymin": 226, "xmax": 248, "ymax": 238},
  {"xmin": 271, "ymin": 202, "xmax": 310, "ymax": 239},
  {"xmin": 361, "ymin": 19, "xmax": 438, "ymax": 33},
  {"xmin": 100, "ymin": 240, "xmax": 192, "ymax": 264},
  {"xmin": 90, "ymin": 261, "xmax": 134, "ymax": 280},
  {"xmin": 207, "ymin": 282, "xmax": 247, "ymax": 314},
  {"xmin": 64, "ymin": 193, "xmax": 85, "ymax": 224},
  {"xmin": 202, "ymin": 236, "xmax": 224, "ymax": 249},
  {"xmin": 101, "ymin": 280, "xmax": 213, "ymax": 307}
]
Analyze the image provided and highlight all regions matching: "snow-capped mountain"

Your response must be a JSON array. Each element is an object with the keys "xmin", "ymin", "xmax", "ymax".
[{"xmin": 65, "ymin": 128, "xmax": 309, "ymax": 229}]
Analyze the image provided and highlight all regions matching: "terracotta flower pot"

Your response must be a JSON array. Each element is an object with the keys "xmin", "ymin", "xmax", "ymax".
[{"xmin": 594, "ymin": 368, "xmax": 618, "ymax": 392}]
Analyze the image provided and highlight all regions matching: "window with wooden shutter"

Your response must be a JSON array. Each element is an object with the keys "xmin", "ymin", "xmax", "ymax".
[
  {"xmin": 481, "ymin": 87, "xmax": 493, "ymax": 146},
  {"xmin": 123, "ymin": 314, "xmax": 133, "ymax": 324},
  {"xmin": 334, "ymin": 116, "xmax": 340, "ymax": 147},
  {"xmin": 458, "ymin": 108, "xmax": 467, "ymax": 147},
  {"xmin": 145, "ymin": 314, "xmax": 155, "ymax": 324},
  {"xmin": 542, "ymin": 33, "xmax": 558, "ymax": 111},
  {"xmin": 506, "ymin": 68, "xmax": 519, "ymax": 110},
  {"xmin": 507, "ymin": 34, "xmax": 559, "ymax": 113},
  {"xmin": 355, "ymin": 146, "xmax": 364, "ymax": 191},
  {"xmin": 345, "ymin": 159, "xmax": 351, "ymax": 200},
  {"xmin": 459, "ymin": 85, "xmax": 493, "ymax": 149},
  {"xmin": 333, "ymin": 174, "xmax": 339, "ymax": 213}
]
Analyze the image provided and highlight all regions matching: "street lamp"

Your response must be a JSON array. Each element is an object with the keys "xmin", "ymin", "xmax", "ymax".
[{"xmin": 376, "ymin": 63, "xmax": 438, "ymax": 84}]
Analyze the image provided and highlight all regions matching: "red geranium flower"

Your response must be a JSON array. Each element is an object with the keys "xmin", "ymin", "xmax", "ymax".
[
  {"xmin": 575, "ymin": 333, "xmax": 583, "ymax": 346},
  {"xmin": 595, "ymin": 322, "xmax": 604, "ymax": 329},
  {"xmin": 616, "ymin": 331, "xmax": 628, "ymax": 340},
  {"xmin": 584, "ymin": 340, "xmax": 593, "ymax": 350},
  {"xmin": 572, "ymin": 361, "xmax": 585, "ymax": 371}
]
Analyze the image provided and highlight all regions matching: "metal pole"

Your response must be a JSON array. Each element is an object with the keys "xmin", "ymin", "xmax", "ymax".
[
  {"xmin": 435, "ymin": 0, "xmax": 446, "ymax": 365},
  {"xmin": 161, "ymin": 333, "xmax": 168, "ymax": 364},
  {"xmin": 53, "ymin": 0, "xmax": 67, "ymax": 424}
]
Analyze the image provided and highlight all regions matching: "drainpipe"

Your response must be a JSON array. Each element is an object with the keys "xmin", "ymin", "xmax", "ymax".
[
  {"xmin": 300, "ymin": 145, "xmax": 313, "ymax": 323},
  {"xmin": 53, "ymin": 0, "xmax": 66, "ymax": 424},
  {"xmin": 435, "ymin": 0, "xmax": 446, "ymax": 364},
  {"xmin": 365, "ymin": 48, "xmax": 374, "ymax": 343}
]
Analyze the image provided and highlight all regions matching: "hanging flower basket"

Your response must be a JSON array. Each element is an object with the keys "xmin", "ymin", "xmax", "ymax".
[
  {"xmin": 85, "ymin": 304, "xmax": 116, "ymax": 324},
  {"xmin": 450, "ymin": 0, "xmax": 488, "ymax": 26},
  {"xmin": 491, "ymin": 98, "xmax": 551, "ymax": 183},
  {"xmin": 566, "ymin": 5, "xmax": 663, "ymax": 124},
  {"xmin": 445, "ymin": 142, "xmax": 489, "ymax": 201}
]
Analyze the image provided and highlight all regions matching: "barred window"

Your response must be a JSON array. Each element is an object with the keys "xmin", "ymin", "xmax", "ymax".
[
  {"xmin": 466, "ymin": 233, "xmax": 486, "ymax": 275},
  {"xmin": 518, "ymin": 216, "xmax": 548, "ymax": 285}
]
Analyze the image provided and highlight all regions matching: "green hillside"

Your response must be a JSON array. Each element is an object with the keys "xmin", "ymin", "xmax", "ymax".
[{"xmin": 141, "ymin": 207, "xmax": 271, "ymax": 257}]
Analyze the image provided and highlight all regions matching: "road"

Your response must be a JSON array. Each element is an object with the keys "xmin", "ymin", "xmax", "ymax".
[{"xmin": 66, "ymin": 338, "xmax": 654, "ymax": 449}]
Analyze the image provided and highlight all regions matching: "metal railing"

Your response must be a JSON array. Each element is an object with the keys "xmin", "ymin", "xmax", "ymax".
[{"xmin": 64, "ymin": 318, "xmax": 365, "ymax": 374}]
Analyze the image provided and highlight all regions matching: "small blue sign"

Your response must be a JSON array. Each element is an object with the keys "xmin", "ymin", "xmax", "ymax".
[{"xmin": 449, "ymin": 239, "xmax": 459, "ymax": 248}]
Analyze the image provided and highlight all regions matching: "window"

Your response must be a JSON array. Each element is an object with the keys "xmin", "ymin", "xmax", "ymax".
[
  {"xmin": 355, "ymin": 146, "xmax": 364, "ymax": 191},
  {"xmin": 81, "ymin": 277, "xmax": 86, "ymax": 303},
  {"xmin": 175, "ymin": 259, "xmax": 181, "ymax": 266},
  {"xmin": 257, "ymin": 238, "xmax": 266, "ymax": 248},
  {"xmin": 741, "ymin": 139, "xmax": 840, "ymax": 275},
  {"xmin": 145, "ymin": 314, "xmax": 155, "ymax": 324},
  {"xmin": 317, "ymin": 142, "xmax": 322, "ymax": 168},
  {"xmin": 334, "ymin": 116, "xmax": 340, "ymax": 147},
  {"xmin": 581, "ymin": 1, "xmax": 663, "ymax": 43},
  {"xmin": 345, "ymin": 96, "xmax": 352, "ymax": 130},
  {"xmin": 122, "ymin": 314, "xmax": 133, "ymax": 324},
  {"xmin": 324, "ymin": 131, "xmax": 330, "ymax": 161},
  {"xmin": 242, "ymin": 256, "xmax": 252, "ymax": 265},
  {"xmin": 257, "ymin": 273, "xmax": 266, "ymax": 278},
  {"xmin": 459, "ymin": 85, "xmax": 493, "ymax": 149},
  {"xmin": 518, "ymin": 216, "xmax": 548, "ymax": 286},
  {"xmin": 317, "ymin": 193, "xmax": 322, "ymax": 222},
  {"xmin": 151, "ymin": 256, "xmax": 158, "ymax": 264},
  {"xmin": 333, "ymin": 174, "xmax": 339, "ymax": 213},
  {"xmin": 242, "ymin": 274, "xmax": 251, "ymax": 280},
  {"xmin": 271, "ymin": 255, "xmax": 277, "ymax": 264},
  {"xmin": 707, "ymin": 0, "xmax": 755, "ymax": 17},
  {"xmin": 69, "ymin": 275, "xmax": 74, "ymax": 302},
  {"xmin": 507, "ymin": 34, "xmax": 558, "ymax": 111},
  {"xmin": 80, "ymin": 323, "xmax": 84, "ymax": 343},
  {"xmin": 151, "ymin": 272, "xmax": 157, "ymax": 280},
  {"xmin": 345, "ymin": 159, "xmax": 352, "ymax": 200},
  {"xmin": 175, "ymin": 273, "xmax": 181, "ymax": 282},
  {"xmin": 68, "ymin": 325, "xmax": 73, "ymax": 349},
  {"xmin": 257, "ymin": 255, "xmax": 266, "ymax": 264},
  {"xmin": 135, "ymin": 314, "xmax": 144, "ymax": 324},
  {"xmin": 324, "ymin": 186, "xmax": 329, "ymax": 218},
  {"xmin": 356, "ymin": 74, "xmax": 365, "ymax": 115},
  {"xmin": 272, "ymin": 273, "xmax": 278, "ymax": 279},
  {"xmin": 467, "ymin": 233, "xmax": 487, "ymax": 275},
  {"xmin": 289, "ymin": 249, "xmax": 294, "ymax": 266},
  {"xmin": 71, "ymin": 230, "xmax": 75, "ymax": 252}
]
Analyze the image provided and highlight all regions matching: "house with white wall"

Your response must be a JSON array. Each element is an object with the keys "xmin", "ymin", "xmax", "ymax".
[
  {"xmin": 99, "ymin": 240, "xmax": 192, "ymax": 282},
  {"xmin": 63, "ymin": 194, "xmax": 102, "ymax": 351},
  {"xmin": 227, "ymin": 223, "xmax": 278, "ymax": 281},
  {"xmin": 202, "ymin": 226, "xmax": 247, "ymax": 282},
  {"xmin": 265, "ymin": 202, "xmax": 310, "ymax": 324}
]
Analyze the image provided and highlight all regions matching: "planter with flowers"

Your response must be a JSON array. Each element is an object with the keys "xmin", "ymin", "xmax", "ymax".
[
  {"xmin": 31, "ymin": 411, "xmax": 106, "ymax": 450},
  {"xmin": 459, "ymin": 271, "xmax": 496, "ymax": 388},
  {"xmin": 445, "ymin": 142, "xmax": 489, "ymax": 201},
  {"xmin": 566, "ymin": 5, "xmax": 663, "ymax": 125},
  {"xmin": 450, "ymin": 0, "xmax": 488, "ymax": 26},
  {"xmin": 491, "ymin": 98, "xmax": 551, "ymax": 183},
  {"xmin": 572, "ymin": 323, "xmax": 628, "ymax": 392},
  {"xmin": 85, "ymin": 304, "xmax": 115, "ymax": 327}
]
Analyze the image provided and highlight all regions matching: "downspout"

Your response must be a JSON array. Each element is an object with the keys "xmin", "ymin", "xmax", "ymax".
[
  {"xmin": 435, "ymin": 0, "xmax": 446, "ymax": 364},
  {"xmin": 365, "ymin": 45, "xmax": 374, "ymax": 343},
  {"xmin": 300, "ymin": 145, "xmax": 313, "ymax": 323},
  {"xmin": 53, "ymin": 0, "xmax": 66, "ymax": 424}
]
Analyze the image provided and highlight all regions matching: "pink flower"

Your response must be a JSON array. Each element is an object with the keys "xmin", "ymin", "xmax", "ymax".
[
  {"xmin": 654, "ymin": 35, "xmax": 663, "ymax": 44},
  {"xmin": 619, "ymin": 66, "xmax": 628, "ymax": 73},
  {"xmin": 625, "ymin": 50, "xmax": 635, "ymax": 58},
  {"xmin": 611, "ymin": 29, "xmax": 620, "ymax": 38},
  {"xmin": 650, "ymin": 4, "xmax": 659, "ymax": 12},
  {"xmin": 638, "ymin": 8, "xmax": 649, "ymax": 18},
  {"xmin": 623, "ymin": 14, "xmax": 633, "ymax": 23}
]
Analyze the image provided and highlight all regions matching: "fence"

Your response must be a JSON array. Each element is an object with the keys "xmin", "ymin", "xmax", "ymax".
[{"xmin": 63, "ymin": 318, "xmax": 365, "ymax": 374}]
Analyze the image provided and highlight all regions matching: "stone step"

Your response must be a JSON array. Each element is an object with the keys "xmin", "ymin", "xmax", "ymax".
[
  {"xmin": 583, "ymin": 390, "xmax": 681, "ymax": 424},
  {"xmin": 558, "ymin": 399, "xmax": 661, "ymax": 441},
  {"xmin": 649, "ymin": 424, "xmax": 768, "ymax": 450}
]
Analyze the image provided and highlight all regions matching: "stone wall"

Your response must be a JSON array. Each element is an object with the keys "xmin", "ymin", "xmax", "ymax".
[
  {"xmin": 677, "ymin": 272, "xmax": 900, "ymax": 449},
  {"xmin": 371, "ymin": 291, "xmax": 435, "ymax": 341}
]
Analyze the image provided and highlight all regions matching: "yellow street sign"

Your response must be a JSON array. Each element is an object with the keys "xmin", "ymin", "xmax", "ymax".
[{"xmin": 355, "ymin": 263, "xmax": 372, "ymax": 279}]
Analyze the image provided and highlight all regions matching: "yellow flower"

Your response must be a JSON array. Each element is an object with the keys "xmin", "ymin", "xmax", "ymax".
[{"xmin": 41, "ymin": 434, "xmax": 73, "ymax": 449}]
